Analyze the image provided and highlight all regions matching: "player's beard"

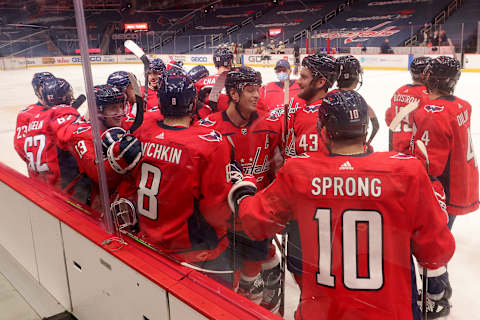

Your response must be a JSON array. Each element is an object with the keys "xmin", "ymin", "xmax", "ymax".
[{"xmin": 298, "ymin": 83, "xmax": 319, "ymax": 102}]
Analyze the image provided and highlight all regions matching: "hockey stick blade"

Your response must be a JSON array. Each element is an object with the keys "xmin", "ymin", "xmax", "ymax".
[
  {"xmin": 367, "ymin": 106, "xmax": 379, "ymax": 145},
  {"xmin": 124, "ymin": 40, "xmax": 148, "ymax": 134},
  {"xmin": 72, "ymin": 94, "xmax": 86, "ymax": 109},
  {"xmin": 415, "ymin": 140, "xmax": 430, "ymax": 174},
  {"xmin": 388, "ymin": 100, "xmax": 419, "ymax": 131},
  {"xmin": 127, "ymin": 73, "xmax": 144, "ymax": 133},
  {"xmin": 124, "ymin": 40, "xmax": 145, "ymax": 60}
]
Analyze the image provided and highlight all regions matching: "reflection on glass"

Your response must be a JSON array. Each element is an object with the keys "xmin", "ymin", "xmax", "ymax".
[{"xmin": 1, "ymin": 1, "xmax": 480, "ymax": 319}]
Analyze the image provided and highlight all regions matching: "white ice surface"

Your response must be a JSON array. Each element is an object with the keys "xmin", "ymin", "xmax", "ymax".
[{"xmin": 0, "ymin": 64, "xmax": 479, "ymax": 319}]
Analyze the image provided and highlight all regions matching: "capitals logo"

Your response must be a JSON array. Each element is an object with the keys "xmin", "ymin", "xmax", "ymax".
[
  {"xmin": 303, "ymin": 104, "xmax": 320, "ymax": 113},
  {"xmin": 266, "ymin": 107, "xmax": 282, "ymax": 122},
  {"xmin": 198, "ymin": 117, "xmax": 216, "ymax": 127},
  {"xmin": 74, "ymin": 125, "xmax": 91, "ymax": 135},
  {"xmin": 424, "ymin": 105, "xmax": 444, "ymax": 113},
  {"xmin": 199, "ymin": 130, "xmax": 222, "ymax": 142}
]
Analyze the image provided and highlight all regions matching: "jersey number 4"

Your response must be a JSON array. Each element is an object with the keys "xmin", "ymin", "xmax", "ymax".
[{"xmin": 315, "ymin": 208, "xmax": 384, "ymax": 290}]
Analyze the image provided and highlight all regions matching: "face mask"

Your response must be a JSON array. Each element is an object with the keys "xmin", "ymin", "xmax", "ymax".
[{"xmin": 276, "ymin": 72, "xmax": 289, "ymax": 82}]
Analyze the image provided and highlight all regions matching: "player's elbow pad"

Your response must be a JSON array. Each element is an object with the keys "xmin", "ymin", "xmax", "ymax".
[{"xmin": 228, "ymin": 180, "xmax": 257, "ymax": 213}]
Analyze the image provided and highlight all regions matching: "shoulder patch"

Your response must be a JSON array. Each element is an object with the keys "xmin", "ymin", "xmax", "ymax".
[
  {"xmin": 424, "ymin": 104, "xmax": 444, "ymax": 113},
  {"xmin": 198, "ymin": 117, "xmax": 216, "ymax": 127},
  {"xmin": 198, "ymin": 130, "xmax": 222, "ymax": 142},
  {"xmin": 74, "ymin": 125, "xmax": 91, "ymax": 135},
  {"xmin": 303, "ymin": 104, "xmax": 320, "ymax": 114}
]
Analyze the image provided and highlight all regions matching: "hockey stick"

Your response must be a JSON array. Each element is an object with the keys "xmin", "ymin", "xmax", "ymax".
[
  {"xmin": 72, "ymin": 94, "xmax": 86, "ymax": 109},
  {"xmin": 208, "ymin": 71, "xmax": 228, "ymax": 112},
  {"xmin": 415, "ymin": 140, "xmax": 430, "ymax": 174},
  {"xmin": 126, "ymin": 72, "xmax": 144, "ymax": 133},
  {"xmin": 367, "ymin": 106, "xmax": 379, "ymax": 145},
  {"xmin": 226, "ymin": 135, "xmax": 238, "ymax": 287},
  {"xmin": 120, "ymin": 229, "xmax": 234, "ymax": 274},
  {"xmin": 415, "ymin": 139, "xmax": 429, "ymax": 319},
  {"xmin": 124, "ymin": 40, "xmax": 149, "ymax": 133},
  {"xmin": 422, "ymin": 267, "xmax": 428, "ymax": 320},
  {"xmin": 388, "ymin": 100, "xmax": 419, "ymax": 131},
  {"xmin": 278, "ymin": 78, "xmax": 290, "ymax": 317}
]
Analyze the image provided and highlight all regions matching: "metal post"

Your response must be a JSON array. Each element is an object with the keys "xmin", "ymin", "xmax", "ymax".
[
  {"xmin": 477, "ymin": 21, "xmax": 480, "ymax": 53},
  {"xmin": 73, "ymin": 0, "xmax": 115, "ymax": 234},
  {"xmin": 173, "ymin": 37, "xmax": 176, "ymax": 53},
  {"xmin": 460, "ymin": 23, "xmax": 464, "ymax": 54},
  {"xmin": 189, "ymin": 36, "xmax": 191, "ymax": 53}
]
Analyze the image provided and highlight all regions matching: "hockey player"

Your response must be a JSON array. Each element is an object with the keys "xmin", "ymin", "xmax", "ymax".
[
  {"xmin": 286, "ymin": 54, "xmax": 339, "ymax": 156},
  {"xmin": 141, "ymin": 58, "xmax": 166, "ymax": 111},
  {"xmin": 107, "ymin": 71, "xmax": 136, "ymax": 113},
  {"xmin": 230, "ymin": 90, "xmax": 455, "ymax": 320},
  {"xmin": 187, "ymin": 65, "xmax": 211, "ymax": 120},
  {"xmin": 194, "ymin": 47, "xmax": 233, "ymax": 117},
  {"xmin": 107, "ymin": 72, "xmax": 235, "ymax": 285},
  {"xmin": 14, "ymin": 72, "xmax": 56, "ymax": 161},
  {"xmin": 336, "ymin": 55, "xmax": 379, "ymax": 147},
  {"xmin": 65, "ymin": 85, "xmax": 126, "ymax": 211},
  {"xmin": 257, "ymin": 59, "xmax": 300, "ymax": 115},
  {"xmin": 14, "ymin": 77, "xmax": 80, "ymax": 188},
  {"xmin": 410, "ymin": 56, "xmax": 479, "ymax": 318},
  {"xmin": 196, "ymin": 66, "xmax": 283, "ymax": 311},
  {"xmin": 386, "ymin": 56, "xmax": 430, "ymax": 152}
]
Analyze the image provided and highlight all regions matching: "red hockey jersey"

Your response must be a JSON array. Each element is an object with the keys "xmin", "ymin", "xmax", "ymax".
[
  {"xmin": 126, "ymin": 113, "xmax": 233, "ymax": 262},
  {"xmin": 14, "ymin": 104, "xmax": 79, "ymax": 187},
  {"xmin": 287, "ymin": 97, "xmax": 329, "ymax": 156},
  {"xmin": 257, "ymin": 80, "xmax": 301, "ymax": 115},
  {"xmin": 141, "ymin": 85, "xmax": 159, "ymax": 111},
  {"xmin": 239, "ymin": 151, "xmax": 455, "ymax": 320},
  {"xmin": 194, "ymin": 74, "xmax": 229, "ymax": 115},
  {"xmin": 412, "ymin": 95, "xmax": 479, "ymax": 215},
  {"xmin": 385, "ymin": 84, "xmax": 427, "ymax": 153},
  {"xmin": 196, "ymin": 111, "xmax": 283, "ymax": 190}
]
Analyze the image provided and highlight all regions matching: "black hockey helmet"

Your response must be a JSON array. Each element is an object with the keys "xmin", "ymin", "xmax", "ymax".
[
  {"xmin": 423, "ymin": 56, "xmax": 461, "ymax": 94},
  {"xmin": 149, "ymin": 58, "xmax": 166, "ymax": 73},
  {"xmin": 318, "ymin": 90, "xmax": 369, "ymax": 141},
  {"xmin": 213, "ymin": 47, "xmax": 234, "ymax": 68},
  {"xmin": 41, "ymin": 78, "xmax": 73, "ymax": 107},
  {"xmin": 32, "ymin": 72, "xmax": 55, "ymax": 94},
  {"xmin": 225, "ymin": 66, "xmax": 262, "ymax": 98},
  {"xmin": 158, "ymin": 72, "xmax": 197, "ymax": 117},
  {"xmin": 107, "ymin": 71, "xmax": 133, "ymax": 92},
  {"xmin": 302, "ymin": 54, "xmax": 339, "ymax": 89},
  {"xmin": 336, "ymin": 55, "xmax": 363, "ymax": 89},
  {"xmin": 188, "ymin": 65, "xmax": 210, "ymax": 83},
  {"xmin": 94, "ymin": 85, "xmax": 125, "ymax": 113},
  {"xmin": 409, "ymin": 56, "xmax": 431, "ymax": 82}
]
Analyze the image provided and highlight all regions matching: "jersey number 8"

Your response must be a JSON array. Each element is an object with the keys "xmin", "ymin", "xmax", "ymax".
[{"xmin": 137, "ymin": 163, "xmax": 162, "ymax": 220}]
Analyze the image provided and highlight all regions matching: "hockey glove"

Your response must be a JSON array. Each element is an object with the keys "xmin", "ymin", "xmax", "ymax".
[
  {"xmin": 107, "ymin": 134, "xmax": 142, "ymax": 174},
  {"xmin": 227, "ymin": 176, "xmax": 257, "ymax": 213},
  {"xmin": 225, "ymin": 160, "xmax": 244, "ymax": 184},
  {"xmin": 101, "ymin": 127, "xmax": 126, "ymax": 157}
]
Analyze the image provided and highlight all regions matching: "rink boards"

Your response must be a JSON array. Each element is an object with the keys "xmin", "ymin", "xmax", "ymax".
[{"xmin": 3, "ymin": 52, "xmax": 480, "ymax": 72}]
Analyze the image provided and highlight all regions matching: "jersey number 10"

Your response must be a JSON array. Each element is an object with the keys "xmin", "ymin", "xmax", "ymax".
[{"xmin": 315, "ymin": 208, "xmax": 384, "ymax": 290}]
